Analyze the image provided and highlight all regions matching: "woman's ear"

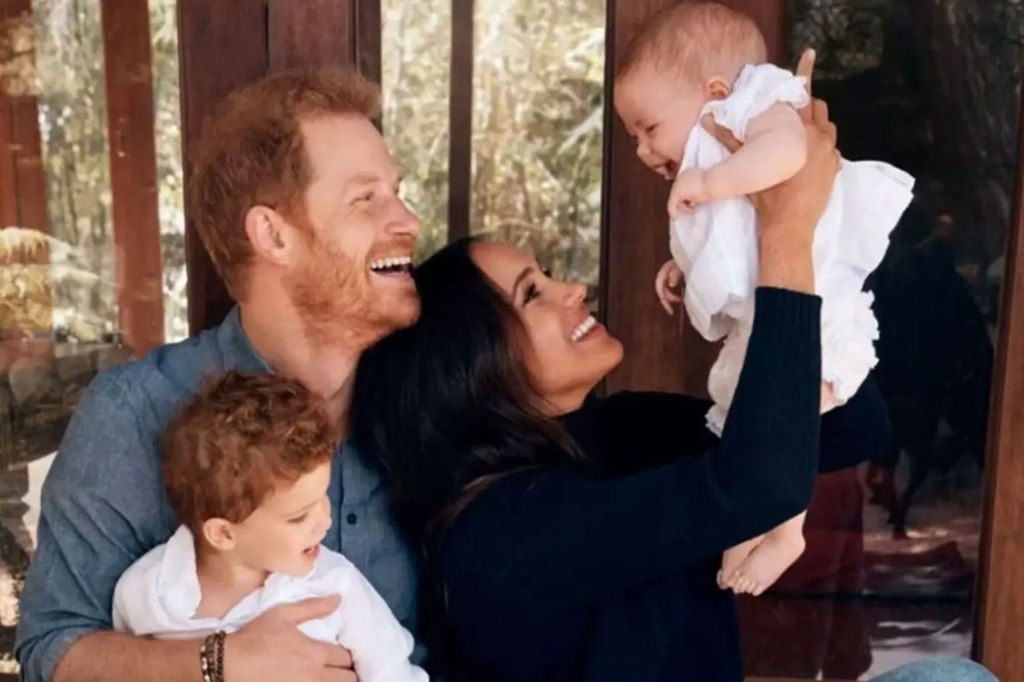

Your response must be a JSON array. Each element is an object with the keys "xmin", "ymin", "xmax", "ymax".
[
  {"xmin": 704, "ymin": 77, "xmax": 731, "ymax": 101},
  {"xmin": 244, "ymin": 205, "xmax": 294, "ymax": 266},
  {"xmin": 201, "ymin": 517, "xmax": 237, "ymax": 553}
]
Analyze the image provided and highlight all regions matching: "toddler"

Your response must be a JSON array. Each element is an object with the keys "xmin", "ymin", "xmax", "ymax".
[
  {"xmin": 112, "ymin": 371, "xmax": 427, "ymax": 682},
  {"xmin": 613, "ymin": 1, "xmax": 913, "ymax": 596}
]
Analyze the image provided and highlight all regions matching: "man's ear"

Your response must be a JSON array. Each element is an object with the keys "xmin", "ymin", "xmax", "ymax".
[
  {"xmin": 244, "ymin": 205, "xmax": 295, "ymax": 266},
  {"xmin": 704, "ymin": 77, "xmax": 731, "ymax": 101}
]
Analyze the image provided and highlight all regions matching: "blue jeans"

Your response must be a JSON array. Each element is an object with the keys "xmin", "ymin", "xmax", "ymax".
[{"xmin": 872, "ymin": 659, "xmax": 997, "ymax": 682}]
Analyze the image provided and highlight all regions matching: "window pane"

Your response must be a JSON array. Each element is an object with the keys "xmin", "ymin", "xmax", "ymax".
[
  {"xmin": 381, "ymin": 0, "xmax": 452, "ymax": 260},
  {"xmin": 0, "ymin": 1, "xmax": 183, "ymax": 675},
  {"xmin": 736, "ymin": 2, "xmax": 1022, "ymax": 679},
  {"xmin": 470, "ymin": 0, "xmax": 606, "ymax": 297}
]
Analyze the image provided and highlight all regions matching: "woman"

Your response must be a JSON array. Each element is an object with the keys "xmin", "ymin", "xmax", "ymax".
[{"xmin": 353, "ymin": 74, "xmax": 994, "ymax": 682}]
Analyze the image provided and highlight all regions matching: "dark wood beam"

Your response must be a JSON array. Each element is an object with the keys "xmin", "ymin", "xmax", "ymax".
[
  {"xmin": 447, "ymin": 0, "xmax": 474, "ymax": 242},
  {"xmin": 0, "ymin": 0, "xmax": 48, "ymax": 233},
  {"xmin": 975, "ymin": 79, "xmax": 1024, "ymax": 682},
  {"xmin": 267, "ymin": 0, "xmax": 354, "ymax": 73},
  {"xmin": 177, "ymin": 0, "xmax": 266, "ymax": 334},
  {"xmin": 100, "ymin": 0, "xmax": 165, "ymax": 355}
]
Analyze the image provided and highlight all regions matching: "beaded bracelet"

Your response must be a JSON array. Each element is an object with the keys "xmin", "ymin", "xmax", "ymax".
[{"xmin": 199, "ymin": 630, "xmax": 226, "ymax": 682}]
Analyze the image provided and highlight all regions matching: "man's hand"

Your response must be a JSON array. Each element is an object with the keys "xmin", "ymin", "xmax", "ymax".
[
  {"xmin": 654, "ymin": 259, "xmax": 684, "ymax": 315},
  {"xmin": 227, "ymin": 596, "xmax": 357, "ymax": 682},
  {"xmin": 668, "ymin": 168, "xmax": 714, "ymax": 218}
]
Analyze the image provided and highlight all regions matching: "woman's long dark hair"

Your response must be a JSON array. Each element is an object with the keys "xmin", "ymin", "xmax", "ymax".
[{"xmin": 352, "ymin": 237, "xmax": 581, "ymax": 549}]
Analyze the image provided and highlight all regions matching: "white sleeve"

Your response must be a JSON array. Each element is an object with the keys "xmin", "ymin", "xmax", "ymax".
[
  {"xmin": 335, "ymin": 568, "xmax": 429, "ymax": 682},
  {"xmin": 705, "ymin": 63, "xmax": 809, "ymax": 141},
  {"xmin": 111, "ymin": 571, "xmax": 133, "ymax": 633}
]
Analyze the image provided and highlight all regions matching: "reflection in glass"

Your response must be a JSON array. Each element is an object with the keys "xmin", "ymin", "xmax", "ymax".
[
  {"xmin": 735, "ymin": 2, "xmax": 1021, "ymax": 679},
  {"xmin": 0, "ymin": 1, "xmax": 183, "ymax": 675}
]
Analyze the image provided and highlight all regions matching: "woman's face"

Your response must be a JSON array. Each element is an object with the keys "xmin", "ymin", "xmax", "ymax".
[{"xmin": 470, "ymin": 241, "xmax": 624, "ymax": 414}]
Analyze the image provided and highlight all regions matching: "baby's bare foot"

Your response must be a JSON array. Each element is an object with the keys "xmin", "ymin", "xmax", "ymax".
[
  {"xmin": 718, "ymin": 536, "xmax": 763, "ymax": 590},
  {"xmin": 729, "ymin": 531, "xmax": 806, "ymax": 597}
]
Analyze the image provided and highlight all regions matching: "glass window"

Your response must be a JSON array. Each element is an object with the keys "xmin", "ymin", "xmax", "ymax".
[
  {"xmin": 0, "ymin": 1, "xmax": 183, "ymax": 675},
  {"xmin": 735, "ymin": 2, "xmax": 1021, "ymax": 679},
  {"xmin": 470, "ymin": 0, "xmax": 606, "ymax": 295},
  {"xmin": 381, "ymin": 0, "xmax": 607, "ymax": 302},
  {"xmin": 381, "ymin": 0, "xmax": 452, "ymax": 259}
]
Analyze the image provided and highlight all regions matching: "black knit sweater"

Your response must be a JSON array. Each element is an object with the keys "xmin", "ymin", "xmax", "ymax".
[{"xmin": 435, "ymin": 288, "xmax": 889, "ymax": 682}]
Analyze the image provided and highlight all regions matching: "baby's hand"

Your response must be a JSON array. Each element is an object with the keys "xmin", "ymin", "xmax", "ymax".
[
  {"xmin": 668, "ymin": 168, "xmax": 715, "ymax": 218},
  {"xmin": 655, "ymin": 259, "xmax": 684, "ymax": 315}
]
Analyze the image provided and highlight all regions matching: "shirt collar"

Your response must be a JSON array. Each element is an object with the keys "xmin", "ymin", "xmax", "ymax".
[{"xmin": 216, "ymin": 307, "xmax": 272, "ymax": 375}]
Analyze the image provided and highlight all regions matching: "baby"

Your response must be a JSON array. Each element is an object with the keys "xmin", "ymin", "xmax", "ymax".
[
  {"xmin": 614, "ymin": 2, "xmax": 913, "ymax": 596},
  {"xmin": 112, "ymin": 371, "xmax": 427, "ymax": 682}
]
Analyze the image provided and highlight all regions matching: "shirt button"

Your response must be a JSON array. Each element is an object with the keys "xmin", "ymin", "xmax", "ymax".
[{"xmin": 346, "ymin": 513, "xmax": 358, "ymax": 525}]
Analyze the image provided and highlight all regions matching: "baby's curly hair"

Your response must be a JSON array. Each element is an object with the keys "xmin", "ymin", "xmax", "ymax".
[{"xmin": 162, "ymin": 371, "xmax": 338, "ymax": 534}]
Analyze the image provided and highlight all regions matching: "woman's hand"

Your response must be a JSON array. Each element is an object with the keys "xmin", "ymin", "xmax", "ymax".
[{"xmin": 700, "ymin": 49, "xmax": 840, "ymax": 293}]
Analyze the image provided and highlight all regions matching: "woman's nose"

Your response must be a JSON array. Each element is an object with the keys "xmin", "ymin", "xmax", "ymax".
[{"xmin": 564, "ymin": 282, "xmax": 587, "ymax": 306}]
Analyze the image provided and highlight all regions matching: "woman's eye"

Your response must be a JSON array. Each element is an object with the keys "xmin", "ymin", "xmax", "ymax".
[{"xmin": 524, "ymin": 283, "xmax": 540, "ymax": 304}]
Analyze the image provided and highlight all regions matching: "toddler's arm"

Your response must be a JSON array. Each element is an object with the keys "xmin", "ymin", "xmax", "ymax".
[
  {"xmin": 335, "ymin": 568, "xmax": 429, "ymax": 682},
  {"xmin": 705, "ymin": 103, "xmax": 807, "ymax": 200}
]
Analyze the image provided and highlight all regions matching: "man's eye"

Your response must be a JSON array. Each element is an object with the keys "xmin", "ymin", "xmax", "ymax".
[{"xmin": 354, "ymin": 191, "xmax": 374, "ymax": 204}]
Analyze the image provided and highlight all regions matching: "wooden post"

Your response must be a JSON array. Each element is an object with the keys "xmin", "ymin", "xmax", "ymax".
[
  {"xmin": 600, "ymin": 0, "xmax": 787, "ymax": 395},
  {"xmin": 447, "ymin": 0, "xmax": 474, "ymax": 242},
  {"xmin": 0, "ymin": 0, "xmax": 48, "ymax": 233},
  {"xmin": 267, "ymin": 0, "xmax": 354, "ymax": 72},
  {"xmin": 177, "ymin": 0, "xmax": 266, "ymax": 334},
  {"xmin": 975, "ymin": 82, "xmax": 1024, "ymax": 682},
  {"xmin": 100, "ymin": 0, "xmax": 165, "ymax": 355}
]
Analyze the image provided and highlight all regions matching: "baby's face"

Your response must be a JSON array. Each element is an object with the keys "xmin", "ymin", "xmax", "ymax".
[
  {"xmin": 231, "ymin": 461, "xmax": 334, "ymax": 577},
  {"xmin": 614, "ymin": 63, "xmax": 707, "ymax": 180}
]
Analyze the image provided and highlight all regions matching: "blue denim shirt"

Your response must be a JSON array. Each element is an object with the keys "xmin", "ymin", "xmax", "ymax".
[{"xmin": 14, "ymin": 308, "xmax": 419, "ymax": 682}]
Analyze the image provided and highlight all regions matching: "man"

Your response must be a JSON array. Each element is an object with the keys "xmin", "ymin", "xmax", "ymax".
[{"xmin": 16, "ymin": 68, "xmax": 416, "ymax": 682}]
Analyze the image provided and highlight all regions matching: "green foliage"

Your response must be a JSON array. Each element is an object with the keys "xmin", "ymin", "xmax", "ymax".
[
  {"xmin": 382, "ymin": 0, "xmax": 606, "ymax": 289},
  {"xmin": 23, "ymin": 0, "xmax": 185, "ymax": 344}
]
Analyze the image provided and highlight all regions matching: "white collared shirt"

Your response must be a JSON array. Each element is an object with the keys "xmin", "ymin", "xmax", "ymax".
[{"xmin": 113, "ymin": 525, "xmax": 428, "ymax": 682}]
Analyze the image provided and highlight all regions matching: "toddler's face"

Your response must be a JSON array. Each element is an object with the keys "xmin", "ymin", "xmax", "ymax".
[
  {"xmin": 231, "ymin": 461, "xmax": 334, "ymax": 576},
  {"xmin": 614, "ymin": 63, "xmax": 707, "ymax": 180}
]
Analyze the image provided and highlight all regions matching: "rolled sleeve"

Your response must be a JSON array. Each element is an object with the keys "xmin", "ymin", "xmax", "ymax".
[{"xmin": 15, "ymin": 373, "xmax": 172, "ymax": 682}]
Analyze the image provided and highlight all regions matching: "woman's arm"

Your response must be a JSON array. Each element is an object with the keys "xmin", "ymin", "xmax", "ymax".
[
  {"xmin": 597, "ymin": 373, "xmax": 886, "ymax": 477},
  {"xmin": 441, "ymin": 51, "xmax": 840, "ymax": 612},
  {"xmin": 442, "ymin": 288, "xmax": 821, "ymax": 612}
]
